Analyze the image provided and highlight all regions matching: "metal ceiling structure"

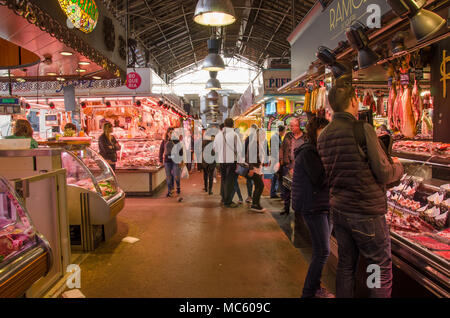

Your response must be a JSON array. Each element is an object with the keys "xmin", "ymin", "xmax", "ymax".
[{"xmin": 102, "ymin": 0, "xmax": 318, "ymax": 82}]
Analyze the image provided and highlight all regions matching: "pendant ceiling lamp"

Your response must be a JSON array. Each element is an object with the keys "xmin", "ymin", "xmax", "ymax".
[
  {"xmin": 206, "ymin": 90, "xmax": 219, "ymax": 101},
  {"xmin": 203, "ymin": 38, "xmax": 225, "ymax": 71},
  {"xmin": 346, "ymin": 22, "xmax": 380, "ymax": 70},
  {"xmin": 206, "ymin": 78, "xmax": 221, "ymax": 90},
  {"xmin": 194, "ymin": 0, "xmax": 236, "ymax": 26},
  {"xmin": 387, "ymin": 0, "xmax": 445, "ymax": 42},
  {"xmin": 316, "ymin": 46, "xmax": 349, "ymax": 79}
]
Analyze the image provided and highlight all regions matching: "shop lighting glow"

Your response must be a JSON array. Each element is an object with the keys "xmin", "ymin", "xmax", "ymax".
[
  {"xmin": 60, "ymin": 51, "xmax": 73, "ymax": 56},
  {"xmin": 78, "ymin": 61, "xmax": 91, "ymax": 65},
  {"xmin": 193, "ymin": 0, "xmax": 236, "ymax": 26},
  {"xmin": 76, "ymin": 69, "xmax": 86, "ymax": 73},
  {"xmin": 57, "ymin": 77, "xmax": 65, "ymax": 81},
  {"xmin": 47, "ymin": 72, "xmax": 57, "ymax": 76},
  {"xmin": 92, "ymin": 76, "xmax": 101, "ymax": 80},
  {"xmin": 16, "ymin": 78, "xmax": 26, "ymax": 82},
  {"xmin": 420, "ymin": 90, "xmax": 430, "ymax": 97}
]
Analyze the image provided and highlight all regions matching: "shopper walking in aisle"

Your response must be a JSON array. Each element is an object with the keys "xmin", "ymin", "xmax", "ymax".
[
  {"xmin": 201, "ymin": 130, "xmax": 215, "ymax": 195},
  {"xmin": 98, "ymin": 122, "xmax": 121, "ymax": 171},
  {"xmin": 159, "ymin": 127, "xmax": 182, "ymax": 197},
  {"xmin": 317, "ymin": 84, "xmax": 403, "ymax": 298},
  {"xmin": 246, "ymin": 128, "xmax": 267, "ymax": 213},
  {"xmin": 214, "ymin": 118, "xmax": 242, "ymax": 208},
  {"xmin": 218, "ymin": 123, "xmax": 226, "ymax": 203},
  {"xmin": 244, "ymin": 124, "xmax": 258, "ymax": 203},
  {"xmin": 269, "ymin": 125, "xmax": 285, "ymax": 199},
  {"xmin": 292, "ymin": 117, "xmax": 334, "ymax": 298},
  {"xmin": 279, "ymin": 118, "xmax": 305, "ymax": 215},
  {"xmin": 6, "ymin": 119, "xmax": 39, "ymax": 149}
]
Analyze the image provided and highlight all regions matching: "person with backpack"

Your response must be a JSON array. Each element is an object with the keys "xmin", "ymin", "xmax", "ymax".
[{"xmin": 317, "ymin": 84, "xmax": 403, "ymax": 298}]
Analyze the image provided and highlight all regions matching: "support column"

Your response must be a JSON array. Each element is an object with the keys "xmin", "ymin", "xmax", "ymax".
[{"xmin": 63, "ymin": 85, "xmax": 80, "ymax": 131}]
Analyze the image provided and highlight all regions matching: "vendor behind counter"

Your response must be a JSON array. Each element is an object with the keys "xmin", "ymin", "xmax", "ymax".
[{"xmin": 5, "ymin": 119, "xmax": 38, "ymax": 149}]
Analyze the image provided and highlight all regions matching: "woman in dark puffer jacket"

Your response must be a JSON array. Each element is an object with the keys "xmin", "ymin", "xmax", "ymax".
[{"xmin": 292, "ymin": 116, "xmax": 334, "ymax": 298}]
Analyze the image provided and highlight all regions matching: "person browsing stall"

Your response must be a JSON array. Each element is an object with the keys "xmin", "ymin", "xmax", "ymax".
[{"xmin": 98, "ymin": 121, "xmax": 121, "ymax": 171}]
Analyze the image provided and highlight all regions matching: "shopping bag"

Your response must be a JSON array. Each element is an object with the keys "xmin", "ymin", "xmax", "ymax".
[{"xmin": 181, "ymin": 165, "xmax": 189, "ymax": 179}]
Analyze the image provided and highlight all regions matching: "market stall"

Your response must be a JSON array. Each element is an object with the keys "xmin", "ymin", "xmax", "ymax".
[
  {"xmin": 280, "ymin": 0, "xmax": 449, "ymax": 297},
  {"xmin": 81, "ymin": 96, "xmax": 184, "ymax": 196}
]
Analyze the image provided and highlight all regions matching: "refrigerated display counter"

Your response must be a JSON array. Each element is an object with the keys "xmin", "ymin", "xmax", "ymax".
[
  {"xmin": 61, "ymin": 147, "xmax": 125, "ymax": 251},
  {"xmin": 0, "ymin": 176, "xmax": 52, "ymax": 297},
  {"xmin": 90, "ymin": 139, "xmax": 165, "ymax": 196}
]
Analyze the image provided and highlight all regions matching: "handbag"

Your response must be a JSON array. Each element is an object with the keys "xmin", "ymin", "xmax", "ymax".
[{"xmin": 236, "ymin": 163, "xmax": 250, "ymax": 177}]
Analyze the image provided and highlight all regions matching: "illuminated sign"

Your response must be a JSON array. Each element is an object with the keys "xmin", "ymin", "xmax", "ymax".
[{"xmin": 58, "ymin": 0, "xmax": 99, "ymax": 34}]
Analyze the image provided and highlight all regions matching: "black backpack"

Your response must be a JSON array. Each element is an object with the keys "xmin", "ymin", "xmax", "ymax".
[{"xmin": 353, "ymin": 121, "xmax": 400, "ymax": 188}]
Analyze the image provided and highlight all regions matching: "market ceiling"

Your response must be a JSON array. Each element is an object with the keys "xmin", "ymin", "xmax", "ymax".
[{"xmin": 105, "ymin": 0, "xmax": 318, "ymax": 81}]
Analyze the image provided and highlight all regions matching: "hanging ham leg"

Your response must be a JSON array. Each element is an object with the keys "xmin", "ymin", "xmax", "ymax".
[
  {"xmin": 388, "ymin": 86, "xmax": 396, "ymax": 130},
  {"xmin": 393, "ymin": 85, "xmax": 403, "ymax": 131},
  {"xmin": 401, "ymin": 86, "xmax": 417, "ymax": 138},
  {"xmin": 411, "ymin": 80, "xmax": 423, "ymax": 125}
]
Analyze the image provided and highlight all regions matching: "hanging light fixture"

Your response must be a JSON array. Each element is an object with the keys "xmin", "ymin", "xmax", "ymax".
[
  {"xmin": 387, "ymin": 0, "xmax": 445, "ymax": 42},
  {"xmin": 203, "ymin": 38, "xmax": 225, "ymax": 71},
  {"xmin": 316, "ymin": 46, "xmax": 349, "ymax": 79},
  {"xmin": 346, "ymin": 21, "xmax": 380, "ymax": 69},
  {"xmin": 206, "ymin": 90, "xmax": 219, "ymax": 101},
  {"xmin": 206, "ymin": 78, "xmax": 221, "ymax": 90},
  {"xmin": 194, "ymin": 0, "xmax": 236, "ymax": 26}
]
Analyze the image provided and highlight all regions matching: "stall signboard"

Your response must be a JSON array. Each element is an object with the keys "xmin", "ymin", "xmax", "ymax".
[
  {"xmin": 58, "ymin": 0, "xmax": 99, "ymax": 34},
  {"xmin": 126, "ymin": 72, "xmax": 142, "ymax": 90},
  {"xmin": 431, "ymin": 38, "xmax": 450, "ymax": 143},
  {"xmin": 263, "ymin": 69, "xmax": 291, "ymax": 95},
  {"xmin": 289, "ymin": 0, "xmax": 392, "ymax": 79}
]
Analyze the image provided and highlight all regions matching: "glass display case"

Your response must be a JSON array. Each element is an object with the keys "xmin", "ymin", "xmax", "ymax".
[
  {"xmin": 90, "ymin": 139, "xmax": 162, "ymax": 169},
  {"xmin": 62, "ymin": 147, "xmax": 120, "ymax": 200},
  {"xmin": 61, "ymin": 147, "xmax": 125, "ymax": 251},
  {"xmin": 0, "ymin": 176, "xmax": 51, "ymax": 297},
  {"xmin": 386, "ymin": 150, "xmax": 450, "ymax": 297}
]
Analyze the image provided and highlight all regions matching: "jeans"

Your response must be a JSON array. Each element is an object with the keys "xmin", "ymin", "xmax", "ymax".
[
  {"xmin": 220, "ymin": 164, "xmax": 226, "ymax": 202},
  {"xmin": 270, "ymin": 174, "xmax": 279, "ymax": 197},
  {"xmin": 203, "ymin": 164, "xmax": 215, "ymax": 193},
  {"xmin": 223, "ymin": 163, "xmax": 237, "ymax": 205},
  {"xmin": 164, "ymin": 162, "xmax": 181, "ymax": 194},
  {"xmin": 280, "ymin": 166, "xmax": 291, "ymax": 211},
  {"xmin": 248, "ymin": 173, "xmax": 264, "ymax": 207},
  {"xmin": 301, "ymin": 212, "xmax": 332, "ymax": 298},
  {"xmin": 232, "ymin": 178, "xmax": 243, "ymax": 201},
  {"xmin": 246, "ymin": 178, "xmax": 254, "ymax": 199},
  {"xmin": 332, "ymin": 209, "xmax": 392, "ymax": 298}
]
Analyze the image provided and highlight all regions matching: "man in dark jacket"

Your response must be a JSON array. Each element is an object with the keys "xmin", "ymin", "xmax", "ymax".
[
  {"xmin": 317, "ymin": 84, "xmax": 404, "ymax": 298},
  {"xmin": 279, "ymin": 118, "xmax": 305, "ymax": 215}
]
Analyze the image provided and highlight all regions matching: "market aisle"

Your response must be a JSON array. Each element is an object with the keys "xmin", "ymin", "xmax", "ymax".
[{"xmin": 75, "ymin": 171, "xmax": 313, "ymax": 298}]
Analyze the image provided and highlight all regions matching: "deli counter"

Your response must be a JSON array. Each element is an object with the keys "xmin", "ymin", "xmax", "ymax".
[
  {"xmin": 90, "ymin": 138, "xmax": 166, "ymax": 196},
  {"xmin": 0, "ymin": 176, "xmax": 52, "ymax": 297},
  {"xmin": 61, "ymin": 146, "xmax": 125, "ymax": 251}
]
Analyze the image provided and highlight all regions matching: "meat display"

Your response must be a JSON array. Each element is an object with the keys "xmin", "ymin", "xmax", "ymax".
[
  {"xmin": 363, "ymin": 91, "xmax": 376, "ymax": 112},
  {"xmin": 393, "ymin": 140, "xmax": 450, "ymax": 157},
  {"xmin": 400, "ymin": 87, "xmax": 417, "ymax": 138},
  {"xmin": 402, "ymin": 234, "xmax": 450, "ymax": 251},
  {"xmin": 393, "ymin": 84, "xmax": 403, "ymax": 131},
  {"xmin": 376, "ymin": 93, "xmax": 384, "ymax": 116},
  {"xmin": 388, "ymin": 85, "xmax": 397, "ymax": 129},
  {"xmin": 434, "ymin": 251, "xmax": 450, "ymax": 260},
  {"xmin": 411, "ymin": 80, "xmax": 423, "ymax": 125}
]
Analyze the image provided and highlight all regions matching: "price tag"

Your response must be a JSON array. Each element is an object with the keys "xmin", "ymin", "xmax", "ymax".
[{"xmin": 400, "ymin": 73, "xmax": 410, "ymax": 85}]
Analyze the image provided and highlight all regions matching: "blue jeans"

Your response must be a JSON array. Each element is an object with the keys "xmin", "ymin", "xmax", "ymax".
[
  {"xmin": 301, "ymin": 212, "xmax": 332, "ymax": 298},
  {"xmin": 270, "ymin": 174, "xmax": 279, "ymax": 197},
  {"xmin": 332, "ymin": 209, "xmax": 392, "ymax": 298},
  {"xmin": 280, "ymin": 166, "xmax": 291, "ymax": 211},
  {"xmin": 246, "ymin": 178, "xmax": 254, "ymax": 198},
  {"xmin": 232, "ymin": 178, "xmax": 243, "ymax": 201},
  {"xmin": 164, "ymin": 162, "xmax": 181, "ymax": 194}
]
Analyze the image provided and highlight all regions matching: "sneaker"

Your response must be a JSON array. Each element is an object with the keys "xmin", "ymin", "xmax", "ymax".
[
  {"xmin": 209, "ymin": 191, "xmax": 213, "ymax": 195},
  {"xmin": 245, "ymin": 197, "xmax": 252, "ymax": 204},
  {"xmin": 177, "ymin": 189, "xmax": 181, "ymax": 195},
  {"xmin": 270, "ymin": 194, "xmax": 281, "ymax": 199},
  {"xmin": 166, "ymin": 193, "xmax": 172, "ymax": 198},
  {"xmin": 314, "ymin": 287, "xmax": 335, "ymax": 298},
  {"xmin": 250, "ymin": 205, "xmax": 266, "ymax": 213}
]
